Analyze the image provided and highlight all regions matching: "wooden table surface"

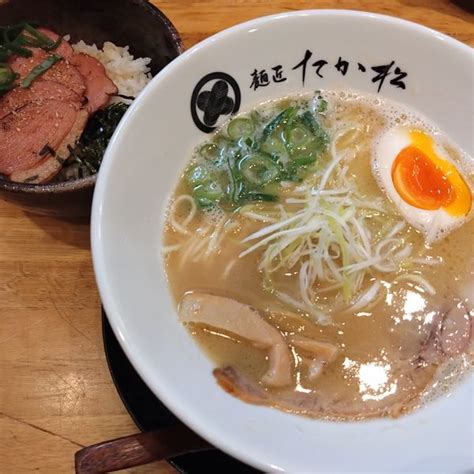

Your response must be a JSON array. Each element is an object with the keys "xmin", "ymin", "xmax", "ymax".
[{"xmin": 0, "ymin": 1, "xmax": 472, "ymax": 472}]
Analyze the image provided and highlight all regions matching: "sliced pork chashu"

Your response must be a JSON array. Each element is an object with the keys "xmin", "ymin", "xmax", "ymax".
[
  {"xmin": 214, "ymin": 300, "xmax": 471, "ymax": 420},
  {"xmin": 214, "ymin": 361, "xmax": 436, "ymax": 420},
  {"xmin": 291, "ymin": 335, "xmax": 339, "ymax": 381},
  {"xmin": 179, "ymin": 292, "xmax": 293, "ymax": 387}
]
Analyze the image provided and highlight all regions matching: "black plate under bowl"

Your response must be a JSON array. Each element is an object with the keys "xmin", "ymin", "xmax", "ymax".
[{"xmin": 102, "ymin": 309, "xmax": 259, "ymax": 473}]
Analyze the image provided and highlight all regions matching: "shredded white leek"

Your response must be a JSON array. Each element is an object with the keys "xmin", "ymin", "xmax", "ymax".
[
  {"xmin": 238, "ymin": 137, "xmax": 432, "ymax": 324},
  {"xmin": 275, "ymin": 291, "xmax": 330, "ymax": 325},
  {"xmin": 240, "ymin": 210, "xmax": 279, "ymax": 223},
  {"xmin": 344, "ymin": 281, "xmax": 382, "ymax": 313},
  {"xmin": 395, "ymin": 273, "xmax": 436, "ymax": 296}
]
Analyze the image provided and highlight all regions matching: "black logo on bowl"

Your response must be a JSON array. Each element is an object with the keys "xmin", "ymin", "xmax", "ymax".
[{"xmin": 191, "ymin": 72, "xmax": 241, "ymax": 133}]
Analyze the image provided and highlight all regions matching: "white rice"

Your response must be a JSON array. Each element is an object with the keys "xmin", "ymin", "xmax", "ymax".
[{"xmin": 71, "ymin": 40, "xmax": 152, "ymax": 101}]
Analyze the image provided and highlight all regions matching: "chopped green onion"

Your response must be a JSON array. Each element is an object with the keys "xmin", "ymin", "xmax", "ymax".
[
  {"xmin": 261, "ymin": 107, "xmax": 296, "ymax": 143},
  {"xmin": 318, "ymin": 98, "xmax": 328, "ymax": 113},
  {"xmin": 0, "ymin": 63, "xmax": 17, "ymax": 94},
  {"xmin": 301, "ymin": 111, "xmax": 329, "ymax": 152},
  {"xmin": 227, "ymin": 118, "xmax": 254, "ymax": 140},
  {"xmin": 287, "ymin": 124, "xmax": 311, "ymax": 148},
  {"xmin": 5, "ymin": 40, "xmax": 32, "ymax": 57},
  {"xmin": 0, "ymin": 45, "xmax": 11, "ymax": 62},
  {"xmin": 21, "ymin": 54, "xmax": 62, "ymax": 88},
  {"xmin": 239, "ymin": 153, "xmax": 280, "ymax": 186},
  {"xmin": 199, "ymin": 143, "xmax": 219, "ymax": 161},
  {"xmin": 42, "ymin": 36, "xmax": 63, "ymax": 51},
  {"xmin": 0, "ymin": 63, "xmax": 16, "ymax": 85},
  {"xmin": 301, "ymin": 111, "xmax": 321, "ymax": 135},
  {"xmin": 245, "ymin": 192, "xmax": 278, "ymax": 202},
  {"xmin": 2, "ymin": 26, "xmax": 32, "ymax": 57},
  {"xmin": 188, "ymin": 98, "xmax": 330, "ymax": 209},
  {"xmin": 260, "ymin": 136, "xmax": 287, "ymax": 157},
  {"xmin": 0, "ymin": 22, "xmax": 61, "ymax": 68},
  {"xmin": 22, "ymin": 24, "xmax": 60, "ymax": 50},
  {"xmin": 186, "ymin": 165, "xmax": 210, "ymax": 186},
  {"xmin": 193, "ymin": 181, "xmax": 224, "ymax": 205},
  {"xmin": 290, "ymin": 155, "xmax": 317, "ymax": 167},
  {"xmin": 226, "ymin": 156, "xmax": 242, "ymax": 204},
  {"xmin": 287, "ymin": 155, "xmax": 317, "ymax": 179}
]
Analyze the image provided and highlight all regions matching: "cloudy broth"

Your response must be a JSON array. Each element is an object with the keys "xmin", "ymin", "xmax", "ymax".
[{"xmin": 163, "ymin": 91, "xmax": 473, "ymax": 419}]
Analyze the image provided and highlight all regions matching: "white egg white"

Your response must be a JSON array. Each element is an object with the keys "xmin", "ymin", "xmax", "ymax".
[{"xmin": 371, "ymin": 127, "xmax": 470, "ymax": 243}]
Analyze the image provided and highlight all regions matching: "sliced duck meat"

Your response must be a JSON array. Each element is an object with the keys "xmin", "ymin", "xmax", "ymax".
[
  {"xmin": 70, "ymin": 53, "xmax": 118, "ymax": 114},
  {"xmin": 43, "ymin": 58, "xmax": 86, "ymax": 97},
  {"xmin": 36, "ymin": 28, "xmax": 74, "ymax": 59},
  {"xmin": 54, "ymin": 108, "xmax": 89, "ymax": 159},
  {"xmin": 9, "ymin": 47, "xmax": 46, "ymax": 77},
  {"xmin": 179, "ymin": 292, "xmax": 293, "ymax": 387},
  {"xmin": 0, "ymin": 80, "xmax": 83, "ymax": 120},
  {"xmin": 9, "ymin": 49, "xmax": 86, "ymax": 98},
  {"xmin": 10, "ymin": 109, "xmax": 88, "ymax": 184},
  {"xmin": 0, "ymin": 100, "xmax": 82, "ymax": 176},
  {"xmin": 214, "ymin": 361, "xmax": 436, "ymax": 420},
  {"xmin": 9, "ymin": 155, "xmax": 62, "ymax": 184}
]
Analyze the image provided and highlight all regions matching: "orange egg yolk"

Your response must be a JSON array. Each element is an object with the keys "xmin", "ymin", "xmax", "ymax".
[
  {"xmin": 392, "ymin": 147, "xmax": 454, "ymax": 210},
  {"xmin": 391, "ymin": 131, "xmax": 472, "ymax": 217}
]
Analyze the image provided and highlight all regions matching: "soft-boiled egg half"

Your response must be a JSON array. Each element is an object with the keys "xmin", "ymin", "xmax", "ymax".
[{"xmin": 372, "ymin": 127, "xmax": 472, "ymax": 242}]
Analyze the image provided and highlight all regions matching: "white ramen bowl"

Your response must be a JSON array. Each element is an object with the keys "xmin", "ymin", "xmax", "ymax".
[{"xmin": 92, "ymin": 11, "xmax": 474, "ymax": 472}]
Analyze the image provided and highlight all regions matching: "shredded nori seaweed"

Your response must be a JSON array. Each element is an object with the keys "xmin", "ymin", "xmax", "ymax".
[
  {"xmin": 38, "ymin": 143, "xmax": 55, "ymax": 156},
  {"xmin": 64, "ymin": 103, "xmax": 129, "ymax": 179}
]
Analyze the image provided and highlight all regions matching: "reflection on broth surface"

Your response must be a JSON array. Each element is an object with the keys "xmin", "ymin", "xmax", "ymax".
[{"xmin": 163, "ymin": 91, "xmax": 473, "ymax": 420}]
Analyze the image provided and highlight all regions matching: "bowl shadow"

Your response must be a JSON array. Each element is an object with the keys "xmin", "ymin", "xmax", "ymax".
[{"xmin": 25, "ymin": 212, "xmax": 91, "ymax": 250}]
